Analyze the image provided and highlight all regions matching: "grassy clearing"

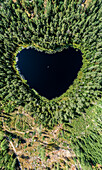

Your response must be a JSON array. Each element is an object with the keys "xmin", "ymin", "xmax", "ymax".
[
  {"xmin": 1, "ymin": 98, "xmax": 102, "ymax": 169},
  {"xmin": 0, "ymin": 104, "xmax": 81, "ymax": 169}
]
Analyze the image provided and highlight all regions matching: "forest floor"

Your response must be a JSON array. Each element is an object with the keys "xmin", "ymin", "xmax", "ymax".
[
  {"xmin": 1, "ymin": 106, "xmax": 82, "ymax": 170},
  {"xmin": 13, "ymin": 0, "xmax": 17, "ymax": 3},
  {"xmin": 81, "ymin": 0, "xmax": 92, "ymax": 8},
  {"xmin": 12, "ymin": 0, "xmax": 92, "ymax": 8}
]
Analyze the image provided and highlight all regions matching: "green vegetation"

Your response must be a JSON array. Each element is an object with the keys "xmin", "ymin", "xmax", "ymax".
[
  {"xmin": 0, "ymin": 0, "xmax": 102, "ymax": 127},
  {"xmin": 0, "ymin": 0, "xmax": 102, "ymax": 169},
  {"xmin": 0, "ymin": 131, "xmax": 19, "ymax": 169},
  {"xmin": 0, "ymin": 0, "xmax": 102, "ymax": 128},
  {"xmin": 67, "ymin": 98, "xmax": 102, "ymax": 169}
]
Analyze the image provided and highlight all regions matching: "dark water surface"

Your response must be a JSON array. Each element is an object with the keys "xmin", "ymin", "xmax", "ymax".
[{"xmin": 16, "ymin": 47, "xmax": 82, "ymax": 100}]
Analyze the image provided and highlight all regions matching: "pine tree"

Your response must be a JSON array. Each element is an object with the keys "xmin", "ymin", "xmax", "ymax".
[{"xmin": 1, "ymin": 139, "xmax": 9, "ymax": 151}]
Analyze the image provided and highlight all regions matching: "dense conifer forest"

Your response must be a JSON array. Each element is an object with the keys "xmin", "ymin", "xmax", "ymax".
[{"xmin": 0, "ymin": 0, "xmax": 102, "ymax": 169}]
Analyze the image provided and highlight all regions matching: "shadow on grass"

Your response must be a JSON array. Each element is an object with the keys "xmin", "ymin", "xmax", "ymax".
[
  {"xmin": 64, "ymin": 129, "xmax": 71, "ymax": 134},
  {"xmin": 5, "ymin": 131, "xmax": 26, "ymax": 144},
  {"xmin": 21, "ymin": 154, "xmax": 30, "ymax": 159},
  {"xmin": 46, "ymin": 143, "xmax": 60, "ymax": 150}
]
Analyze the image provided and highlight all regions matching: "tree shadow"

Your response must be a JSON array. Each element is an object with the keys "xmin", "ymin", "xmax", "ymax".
[
  {"xmin": 5, "ymin": 131, "xmax": 26, "ymax": 144},
  {"xmin": 43, "ymin": 135, "xmax": 49, "ymax": 138},
  {"xmin": 46, "ymin": 143, "xmax": 60, "ymax": 150},
  {"xmin": 64, "ymin": 129, "xmax": 71, "ymax": 134},
  {"xmin": 21, "ymin": 154, "xmax": 29, "ymax": 159}
]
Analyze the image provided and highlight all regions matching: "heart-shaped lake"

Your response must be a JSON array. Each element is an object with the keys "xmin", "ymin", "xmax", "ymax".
[{"xmin": 16, "ymin": 46, "xmax": 82, "ymax": 100}]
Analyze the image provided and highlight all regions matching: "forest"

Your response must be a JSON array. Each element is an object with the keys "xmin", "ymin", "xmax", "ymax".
[{"xmin": 0, "ymin": 0, "xmax": 102, "ymax": 169}]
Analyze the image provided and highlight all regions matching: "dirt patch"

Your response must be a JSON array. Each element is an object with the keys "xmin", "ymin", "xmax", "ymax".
[
  {"xmin": 13, "ymin": 0, "xmax": 17, "ymax": 3},
  {"xmin": 44, "ymin": 0, "xmax": 48, "ymax": 8},
  {"xmin": 44, "ymin": 0, "xmax": 48, "ymax": 14},
  {"xmin": 82, "ymin": 0, "xmax": 92, "ymax": 8},
  {"xmin": 2, "ymin": 106, "xmax": 80, "ymax": 169}
]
